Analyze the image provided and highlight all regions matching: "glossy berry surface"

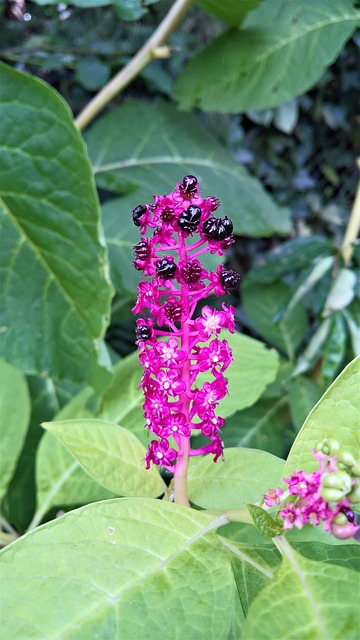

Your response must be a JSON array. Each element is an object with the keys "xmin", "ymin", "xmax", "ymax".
[
  {"xmin": 179, "ymin": 175, "xmax": 198, "ymax": 196},
  {"xmin": 156, "ymin": 258, "xmax": 176, "ymax": 279},
  {"xmin": 132, "ymin": 204, "xmax": 147, "ymax": 226},
  {"xmin": 177, "ymin": 205, "xmax": 201, "ymax": 232},
  {"xmin": 221, "ymin": 269, "xmax": 240, "ymax": 293},
  {"xmin": 135, "ymin": 325, "xmax": 150, "ymax": 341}
]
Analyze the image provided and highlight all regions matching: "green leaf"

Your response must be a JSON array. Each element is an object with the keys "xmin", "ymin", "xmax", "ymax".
[
  {"xmin": 31, "ymin": 0, "xmax": 160, "ymax": 17},
  {"xmin": 246, "ymin": 504, "xmax": 283, "ymax": 538},
  {"xmin": 343, "ymin": 308, "xmax": 360, "ymax": 357},
  {"xmin": 0, "ymin": 499, "xmax": 243, "ymax": 639},
  {"xmin": 222, "ymin": 397, "xmax": 288, "ymax": 457},
  {"xmin": 286, "ymin": 376, "xmax": 323, "ymax": 432},
  {"xmin": 33, "ymin": 431, "xmax": 116, "ymax": 527},
  {"xmin": 292, "ymin": 318, "xmax": 332, "ymax": 377},
  {"xmin": 0, "ymin": 361, "xmax": 30, "ymax": 501},
  {"xmin": 85, "ymin": 100, "xmax": 291, "ymax": 236},
  {"xmin": 324, "ymin": 268, "xmax": 357, "ymax": 315},
  {"xmin": 75, "ymin": 56, "xmax": 110, "ymax": 91},
  {"xmin": 219, "ymin": 332, "xmax": 279, "ymax": 417},
  {"xmin": 246, "ymin": 237, "xmax": 334, "ymax": 284},
  {"xmin": 284, "ymin": 357, "xmax": 360, "ymax": 477},
  {"xmin": 321, "ymin": 312, "xmax": 348, "ymax": 385},
  {"xmin": 243, "ymin": 282, "xmax": 307, "ymax": 360},
  {"xmin": 242, "ymin": 542, "xmax": 360, "ymax": 639},
  {"xmin": 188, "ymin": 447, "xmax": 284, "ymax": 509},
  {"xmin": 0, "ymin": 63, "xmax": 113, "ymax": 385},
  {"xmin": 42, "ymin": 418, "xmax": 165, "ymax": 497},
  {"xmin": 175, "ymin": 0, "xmax": 360, "ymax": 112},
  {"xmin": 195, "ymin": 0, "xmax": 259, "ymax": 27},
  {"xmin": 294, "ymin": 542, "xmax": 360, "ymax": 573}
]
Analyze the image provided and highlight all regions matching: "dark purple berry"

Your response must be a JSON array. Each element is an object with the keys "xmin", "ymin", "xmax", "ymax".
[
  {"xmin": 132, "ymin": 204, "xmax": 147, "ymax": 226},
  {"xmin": 133, "ymin": 239, "xmax": 150, "ymax": 261},
  {"xmin": 164, "ymin": 300, "xmax": 182, "ymax": 322},
  {"xmin": 135, "ymin": 325, "xmax": 151, "ymax": 341},
  {"xmin": 340, "ymin": 506, "xmax": 355, "ymax": 523},
  {"xmin": 220, "ymin": 269, "xmax": 240, "ymax": 293},
  {"xmin": 160, "ymin": 206, "xmax": 175, "ymax": 222},
  {"xmin": 156, "ymin": 258, "xmax": 176, "ymax": 279},
  {"xmin": 181, "ymin": 261, "xmax": 202, "ymax": 284},
  {"xmin": 178, "ymin": 205, "xmax": 202, "ymax": 233},
  {"xmin": 179, "ymin": 175, "xmax": 198, "ymax": 197},
  {"xmin": 202, "ymin": 217, "xmax": 220, "ymax": 239},
  {"xmin": 222, "ymin": 216, "xmax": 233, "ymax": 237}
]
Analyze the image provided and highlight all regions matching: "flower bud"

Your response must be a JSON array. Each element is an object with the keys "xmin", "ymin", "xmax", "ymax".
[
  {"xmin": 315, "ymin": 438, "xmax": 339, "ymax": 456},
  {"xmin": 347, "ymin": 480, "xmax": 360, "ymax": 504},
  {"xmin": 337, "ymin": 450, "xmax": 356, "ymax": 470},
  {"xmin": 320, "ymin": 470, "xmax": 352, "ymax": 502}
]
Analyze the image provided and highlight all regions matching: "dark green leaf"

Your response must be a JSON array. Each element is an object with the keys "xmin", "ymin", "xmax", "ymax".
[
  {"xmin": 242, "ymin": 282, "xmax": 307, "ymax": 359},
  {"xmin": 195, "ymin": 0, "xmax": 259, "ymax": 27},
  {"xmin": 321, "ymin": 312, "xmax": 348, "ymax": 384},
  {"xmin": 75, "ymin": 57, "xmax": 110, "ymax": 91},
  {"xmin": 286, "ymin": 376, "xmax": 323, "ymax": 431},
  {"xmin": 86, "ymin": 100, "xmax": 291, "ymax": 237},
  {"xmin": 0, "ymin": 63, "xmax": 113, "ymax": 385},
  {"xmin": 175, "ymin": 1, "xmax": 360, "ymax": 112}
]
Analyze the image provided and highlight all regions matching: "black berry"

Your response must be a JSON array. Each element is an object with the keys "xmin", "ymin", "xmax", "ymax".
[
  {"xmin": 135, "ymin": 325, "xmax": 151, "ymax": 341},
  {"xmin": 202, "ymin": 217, "xmax": 220, "ymax": 239},
  {"xmin": 222, "ymin": 216, "xmax": 233, "ymax": 237},
  {"xmin": 156, "ymin": 258, "xmax": 176, "ymax": 279},
  {"xmin": 181, "ymin": 261, "xmax": 202, "ymax": 284},
  {"xmin": 177, "ymin": 205, "xmax": 202, "ymax": 233},
  {"xmin": 179, "ymin": 175, "xmax": 198, "ymax": 197},
  {"xmin": 202, "ymin": 216, "xmax": 233, "ymax": 241},
  {"xmin": 220, "ymin": 269, "xmax": 240, "ymax": 293},
  {"xmin": 132, "ymin": 204, "xmax": 147, "ymax": 226}
]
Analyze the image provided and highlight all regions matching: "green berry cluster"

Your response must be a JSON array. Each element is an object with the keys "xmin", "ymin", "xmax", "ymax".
[{"xmin": 316, "ymin": 438, "xmax": 360, "ymax": 504}]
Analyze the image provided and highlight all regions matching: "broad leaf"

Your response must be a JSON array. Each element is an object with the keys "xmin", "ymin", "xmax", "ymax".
[
  {"xmin": 246, "ymin": 237, "xmax": 334, "ymax": 284},
  {"xmin": 242, "ymin": 543, "xmax": 359, "ymax": 639},
  {"xmin": 0, "ymin": 499, "xmax": 243, "ymax": 639},
  {"xmin": 321, "ymin": 312, "xmax": 348, "ymax": 385},
  {"xmin": 32, "ymin": 431, "xmax": 116, "ymax": 529},
  {"xmin": 0, "ymin": 361, "xmax": 30, "ymax": 501},
  {"xmin": 223, "ymin": 397, "xmax": 288, "ymax": 457},
  {"xmin": 242, "ymin": 282, "xmax": 307, "ymax": 360},
  {"xmin": 219, "ymin": 332, "xmax": 279, "ymax": 417},
  {"xmin": 42, "ymin": 419, "xmax": 165, "ymax": 497},
  {"xmin": 195, "ymin": 0, "xmax": 259, "ymax": 26},
  {"xmin": 175, "ymin": 0, "xmax": 360, "ymax": 112},
  {"xmin": 31, "ymin": 0, "xmax": 160, "ymax": 19},
  {"xmin": 0, "ymin": 63, "xmax": 113, "ymax": 385},
  {"xmin": 188, "ymin": 447, "xmax": 284, "ymax": 509},
  {"xmin": 85, "ymin": 100, "xmax": 290, "ymax": 236},
  {"xmin": 286, "ymin": 376, "xmax": 323, "ymax": 432},
  {"xmin": 284, "ymin": 357, "xmax": 360, "ymax": 477}
]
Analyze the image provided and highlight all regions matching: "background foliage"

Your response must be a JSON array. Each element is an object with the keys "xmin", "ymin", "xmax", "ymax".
[{"xmin": 0, "ymin": 0, "xmax": 359, "ymax": 637}]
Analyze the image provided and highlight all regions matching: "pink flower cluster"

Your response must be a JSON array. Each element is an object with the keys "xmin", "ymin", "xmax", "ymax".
[
  {"xmin": 131, "ymin": 175, "xmax": 239, "ymax": 471},
  {"xmin": 264, "ymin": 449, "xmax": 358, "ymax": 540}
]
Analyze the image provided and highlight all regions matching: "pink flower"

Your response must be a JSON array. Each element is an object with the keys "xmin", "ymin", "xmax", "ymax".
[{"xmin": 263, "ymin": 487, "xmax": 284, "ymax": 507}]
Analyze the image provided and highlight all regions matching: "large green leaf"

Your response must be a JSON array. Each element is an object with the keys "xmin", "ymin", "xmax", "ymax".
[
  {"xmin": 0, "ymin": 63, "xmax": 113, "ymax": 385},
  {"xmin": 175, "ymin": 0, "xmax": 360, "ymax": 112},
  {"xmin": 242, "ymin": 543, "xmax": 359, "ymax": 639},
  {"xmin": 243, "ymin": 281, "xmax": 307, "ymax": 360},
  {"xmin": 195, "ymin": 0, "xmax": 259, "ymax": 26},
  {"xmin": 42, "ymin": 418, "xmax": 166, "ymax": 497},
  {"xmin": 31, "ymin": 0, "xmax": 160, "ymax": 19},
  {"xmin": 218, "ymin": 332, "xmax": 279, "ymax": 417},
  {"xmin": 223, "ymin": 397, "xmax": 289, "ymax": 457},
  {"xmin": 85, "ymin": 100, "xmax": 290, "ymax": 237},
  {"xmin": 188, "ymin": 447, "xmax": 284, "ymax": 509},
  {"xmin": 284, "ymin": 357, "xmax": 360, "ymax": 477},
  {"xmin": 286, "ymin": 376, "xmax": 323, "ymax": 432},
  {"xmin": 0, "ymin": 499, "xmax": 244, "ymax": 639},
  {"xmin": 0, "ymin": 361, "xmax": 30, "ymax": 501}
]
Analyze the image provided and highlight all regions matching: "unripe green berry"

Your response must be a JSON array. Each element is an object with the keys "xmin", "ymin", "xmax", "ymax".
[
  {"xmin": 333, "ymin": 513, "xmax": 349, "ymax": 525},
  {"xmin": 351, "ymin": 461, "xmax": 360, "ymax": 477},
  {"xmin": 315, "ymin": 438, "xmax": 340, "ymax": 456},
  {"xmin": 320, "ymin": 471, "xmax": 352, "ymax": 502},
  {"xmin": 337, "ymin": 450, "xmax": 356, "ymax": 470},
  {"xmin": 347, "ymin": 481, "xmax": 360, "ymax": 504}
]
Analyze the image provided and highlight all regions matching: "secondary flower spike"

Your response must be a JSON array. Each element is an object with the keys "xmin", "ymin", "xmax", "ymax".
[{"xmin": 131, "ymin": 175, "xmax": 239, "ymax": 472}]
